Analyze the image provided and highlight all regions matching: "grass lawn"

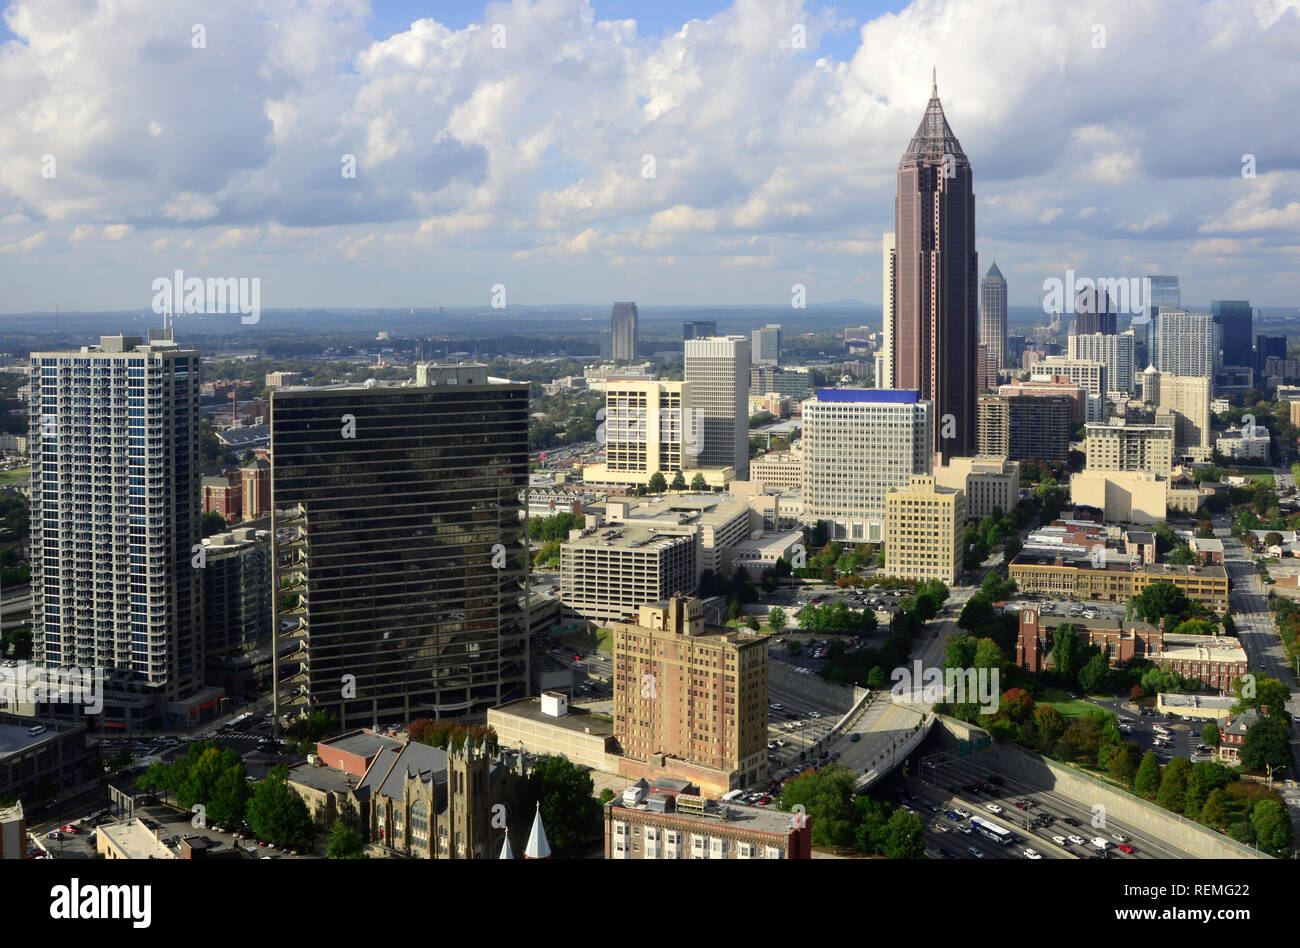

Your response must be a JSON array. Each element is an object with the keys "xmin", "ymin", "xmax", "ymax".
[
  {"xmin": 595, "ymin": 628, "xmax": 614, "ymax": 655},
  {"xmin": 1038, "ymin": 687, "xmax": 1113, "ymax": 720},
  {"xmin": 0, "ymin": 468, "xmax": 28, "ymax": 485},
  {"xmin": 1232, "ymin": 467, "xmax": 1275, "ymax": 486}
]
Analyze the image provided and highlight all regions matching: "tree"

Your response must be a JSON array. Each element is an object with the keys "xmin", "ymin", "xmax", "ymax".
[
  {"xmin": 598, "ymin": 788, "xmax": 615, "ymax": 806},
  {"xmin": 1078, "ymin": 652, "xmax": 1111, "ymax": 695},
  {"xmin": 1032, "ymin": 706, "xmax": 1065, "ymax": 753},
  {"xmin": 646, "ymin": 472, "xmax": 667, "ymax": 493},
  {"xmin": 669, "ymin": 470, "xmax": 687, "ymax": 491},
  {"xmin": 1106, "ymin": 741, "xmax": 1141, "ymax": 787},
  {"xmin": 1134, "ymin": 750, "xmax": 1162, "ymax": 799},
  {"xmin": 1201, "ymin": 723, "xmax": 1221, "ymax": 747},
  {"xmin": 778, "ymin": 764, "xmax": 858, "ymax": 848},
  {"xmin": 690, "ymin": 473, "xmax": 708, "ymax": 491},
  {"xmin": 1155, "ymin": 757, "xmax": 1192, "ymax": 813},
  {"xmin": 246, "ymin": 765, "xmax": 316, "ymax": 850},
  {"xmin": 743, "ymin": 615, "xmax": 760, "ymax": 632},
  {"xmin": 1050, "ymin": 624, "xmax": 1083, "ymax": 683},
  {"xmin": 525, "ymin": 756, "xmax": 602, "ymax": 857},
  {"xmin": 1239, "ymin": 715, "xmax": 1292, "ymax": 771},
  {"xmin": 1167, "ymin": 545, "xmax": 1196, "ymax": 566},
  {"xmin": 767, "ymin": 607, "xmax": 787, "ymax": 632},
  {"xmin": 200, "ymin": 510, "xmax": 227, "ymax": 538},
  {"xmin": 880, "ymin": 808, "xmax": 925, "ymax": 859},
  {"xmin": 1183, "ymin": 761, "xmax": 1234, "ymax": 819},
  {"xmin": 1250, "ymin": 799, "xmax": 1294, "ymax": 855},
  {"xmin": 326, "ymin": 821, "xmax": 366, "ymax": 859},
  {"xmin": 867, "ymin": 666, "xmax": 887, "ymax": 689},
  {"xmin": 1200, "ymin": 788, "xmax": 1229, "ymax": 829},
  {"xmin": 1132, "ymin": 582, "xmax": 1191, "ymax": 626}
]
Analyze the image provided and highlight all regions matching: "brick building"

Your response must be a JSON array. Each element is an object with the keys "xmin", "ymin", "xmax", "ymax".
[{"xmin": 201, "ymin": 472, "xmax": 242, "ymax": 524}]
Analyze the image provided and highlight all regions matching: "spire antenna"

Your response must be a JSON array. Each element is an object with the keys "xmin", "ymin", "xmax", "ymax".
[{"xmin": 931, "ymin": 66, "xmax": 937, "ymax": 96}]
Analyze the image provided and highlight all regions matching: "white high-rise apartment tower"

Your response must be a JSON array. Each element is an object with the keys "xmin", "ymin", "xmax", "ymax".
[
  {"xmin": 880, "ymin": 233, "xmax": 896, "ymax": 389},
  {"xmin": 29, "ymin": 331, "xmax": 202, "ymax": 707},
  {"xmin": 1151, "ymin": 310, "xmax": 1215, "ymax": 379}
]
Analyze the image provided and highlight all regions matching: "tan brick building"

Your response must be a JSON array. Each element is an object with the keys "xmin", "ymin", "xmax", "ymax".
[
  {"xmin": 884, "ymin": 475, "xmax": 964, "ymax": 583},
  {"xmin": 612, "ymin": 596, "xmax": 768, "ymax": 788},
  {"xmin": 1008, "ymin": 556, "xmax": 1229, "ymax": 612}
]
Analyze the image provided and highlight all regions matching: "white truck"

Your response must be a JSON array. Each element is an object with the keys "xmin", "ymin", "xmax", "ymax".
[{"xmin": 1091, "ymin": 837, "xmax": 1110, "ymax": 851}]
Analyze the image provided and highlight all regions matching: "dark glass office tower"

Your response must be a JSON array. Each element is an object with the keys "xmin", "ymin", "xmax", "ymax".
[
  {"xmin": 1256, "ymin": 334, "xmax": 1287, "ymax": 374},
  {"xmin": 1074, "ymin": 286, "xmax": 1117, "ymax": 335},
  {"xmin": 892, "ymin": 71, "xmax": 978, "ymax": 461},
  {"xmin": 683, "ymin": 320, "xmax": 717, "ymax": 340},
  {"xmin": 1211, "ymin": 301, "xmax": 1252, "ymax": 367},
  {"xmin": 270, "ymin": 365, "xmax": 530, "ymax": 729}
]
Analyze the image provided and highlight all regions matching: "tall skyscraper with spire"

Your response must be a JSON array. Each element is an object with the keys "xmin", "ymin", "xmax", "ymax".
[
  {"xmin": 979, "ymin": 260, "xmax": 1007, "ymax": 370},
  {"xmin": 891, "ymin": 69, "xmax": 978, "ymax": 462}
]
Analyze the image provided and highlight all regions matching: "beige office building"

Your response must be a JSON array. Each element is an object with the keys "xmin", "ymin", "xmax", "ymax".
[
  {"xmin": 582, "ymin": 379, "xmax": 720, "ymax": 487},
  {"xmin": 749, "ymin": 449, "xmax": 803, "ymax": 491},
  {"xmin": 884, "ymin": 475, "xmax": 964, "ymax": 584},
  {"xmin": 1084, "ymin": 420, "xmax": 1174, "ymax": 476},
  {"xmin": 559, "ymin": 525, "xmax": 696, "ymax": 624},
  {"xmin": 1155, "ymin": 374, "xmax": 1212, "ymax": 462},
  {"xmin": 1039, "ymin": 356, "xmax": 1107, "ymax": 420},
  {"xmin": 612, "ymin": 596, "xmax": 768, "ymax": 787},
  {"xmin": 933, "ymin": 456, "xmax": 1019, "ymax": 521}
]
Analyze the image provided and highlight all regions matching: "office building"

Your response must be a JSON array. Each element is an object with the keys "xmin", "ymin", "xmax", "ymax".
[
  {"xmin": 582, "ymin": 380, "xmax": 701, "ymax": 488},
  {"xmin": 1084, "ymin": 420, "xmax": 1174, "ymax": 476},
  {"xmin": 684, "ymin": 335, "xmax": 750, "ymax": 479},
  {"xmin": 200, "ymin": 526, "xmax": 272, "ymax": 663},
  {"xmin": 559, "ymin": 526, "xmax": 696, "ymax": 624},
  {"xmin": 1008, "ymin": 558, "xmax": 1228, "ymax": 612},
  {"xmin": 1038, "ymin": 356, "xmax": 1108, "ymax": 419},
  {"xmin": 976, "ymin": 393, "xmax": 1072, "ymax": 463},
  {"xmin": 606, "ymin": 782, "xmax": 810, "ymax": 859},
  {"xmin": 683, "ymin": 321, "xmax": 717, "ymax": 341},
  {"xmin": 751, "ymin": 325, "xmax": 782, "ymax": 366},
  {"xmin": 979, "ymin": 261, "xmax": 1007, "ymax": 370},
  {"xmin": 891, "ymin": 74, "xmax": 978, "ymax": 461},
  {"xmin": 1216, "ymin": 425, "xmax": 1271, "ymax": 461},
  {"xmin": 845, "ymin": 326, "xmax": 873, "ymax": 345},
  {"xmin": 1151, "ymin": 311, "xmax": 1214, "ymax": 378},
  {"xmin": 202, "ymin": 472, "xmax": 242, "ymax": 524},
  {"xmin": 599, "ymin": 329, "xmax": 612, "ymax": 360},
  {"xmin": 1211, "ymin": 301, "xmax": 1253, "ymax": 368},
  {"xmin": 975, "ymin": 344, "xmax": 998, "ymax": 392},
  {"xmin": 750, "ymin": 449, "xmax": 803, "ymax": 491},
  {"xmin": 612, "ymin": 595, "xmax": 768, "ymax": 786},
  {"xmin": 801, "ymin": 389, "xmax": 931, "ymax": 543},
  {"xmin": 611, "ymin": 302, "xmax": 638, "ymax": 361},
  {"xmin": 29, "ymin": 331, "xmax": 204, "ymax": 718},
  {"xmin": 265, "ymin": 371, "xmax": 304, "ymax": 388},
  {"xmin": 1068, "ymin": 331, "xmax": 1136, "ymax": 397},
  {"xmin": 269, "ymin": 364, "xmax": 530, "ymax": 728},
  {"xmin": 884, "ymin": 475, "xmax": 965, "ymax": 584},
  {"xmin": 750, "ymin": 366, "xmax": 813, "ymax": 401},
  {"xmin": 1073, "ymin": 285, "xmax": 1117, "ymax": 335},
  {"xmin": 933, "ymin": 456, "xmax": 1019, "ymax": 521},
  {"xmin": 999, "ymin": 374, "xmax": 1088, "ymax": 425},
  {"xmin": 241, "ymin": 457, "xmax": 270, "ymax": 520},
  {"xmin": 1138, "ymin": 275, "xmax": 1180, "ymax": 367},
  {"xmin": 1256, "ymin": 334, "xmax": 1287, "ymax": 375},
  {"xmin": 1156, "ymin": 374, "xmax": 1212, "ymax": 461},
  {"xmin": 880, "ymin": 232, "xmax": 897, "ymax": 389}
]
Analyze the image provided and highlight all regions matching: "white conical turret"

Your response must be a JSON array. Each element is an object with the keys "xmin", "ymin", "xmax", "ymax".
[
  {"xmin": 499, "ymin": 832, "xmax": 514, "ymax": 859},
  {"xmin": 524, "ymin": 802, "xmax": 551, "ymax": 859}
]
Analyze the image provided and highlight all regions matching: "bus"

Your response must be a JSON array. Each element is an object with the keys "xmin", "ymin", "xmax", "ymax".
[{"xmin": 968, "ymin": 815, "xmax": 1014, "ymax": 846}]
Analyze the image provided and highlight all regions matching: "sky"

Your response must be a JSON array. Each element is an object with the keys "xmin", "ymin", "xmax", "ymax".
[{"xmin": 1, "ymin": 0, "xmax": 1299, "ymax": 316}]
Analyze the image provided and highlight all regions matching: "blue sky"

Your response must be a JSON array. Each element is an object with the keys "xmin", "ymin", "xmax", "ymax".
[{"xmin": 2, "ymin": 0, "xmax": 1299, "ymax": 313}]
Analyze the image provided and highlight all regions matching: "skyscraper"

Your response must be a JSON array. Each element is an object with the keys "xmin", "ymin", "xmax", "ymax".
[
  {"xmin": 802, "ymin": 389, "xmax": 931, "ymax": 543},
  {"xmin": 1138, "ymin": 275, "xmax": 1180, "ymax": 367},
  {"xmin": 1151, "ymin": 311, "xmax": 1215, "ymax": 378},
  {"xmin": 1073, "ymin": 285, "xmax": 1117, "ymax": 335},
  {"xmin": 1211, "ymin": 301, "xmax": 1253, "ymax": 368},
  {"xmin": 979, "ymin": 260, "xmax": 1007, "ymax": 370},
  {"xmin": 683, "ymin": 320, "xmax": 717, "ymax": 341},
  {"xmin": 1257, "ymin": 334, "xmax": 1287, "ymax": 374},
  {"xmin": 684, "ymin": 335, "xmax": 750, "ymax": 478},
  {"xmin": 611, "ymin": 302, "xmax": 638, "ymax": 361},
  {"xmin": 270, "ymin": 364, "xmax": 530, "ymax": 728},
  {"xmin": 1068, "ymin": 330, "xmax": 1136, "ymax": 396},
  {"xmin": 880, "ymin": 232, "xmax": 897, "ymax": 389},
  {"xmin": 29, "ymin": 331, "xmax": 203, "ymax": 717},
  {"xmin": 751, "ymin": 324, "xmax": 782, "ymax": 366},
  {"xmin": 892, "ymin": 71, "xmax": 978, "ymax": 461}
]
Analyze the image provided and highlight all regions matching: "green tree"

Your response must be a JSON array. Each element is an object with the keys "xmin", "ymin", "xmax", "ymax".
[
  {"xmin": 1239, "ymin": 715, "xmax": 1293, "ymax": 771},
  {"xmin": 246, "ymin": 765, "xmax": 315, "ymax": 850},
  {"xmin": 1155, "ymin": 757, "xmax": 1192, "ymax": 813},
  {"xmin": 767, "ymin": 607, "xmax": 787, "ymax": 632},
  {"xmin": 1050, "ymin": 624, "xmax": 1083, "ymax": 683},
  {"xmin": 1184, "ymin": 762, "xmax": 1234, "ymax": 819},
  {"xmin": 880, "ymin": 808, "xmax": 925, "ymax": 859},
  {"xmin": 524, "ymin": 756, "xmax": 602, "ymax": 857},
  {"xmin": 325, "ymin": 821, "xmax": 366, "ymax": 859},
  {"xmin": 867, "ymin": 665, "xmax": 887, "ymax": 689},
  {"xmin": 1166, "ymin": 544, "xmax": 1196, "ymax": 566},
  {"xmin": 1106, "ymin": 741, "xmax": 1142, "ymax": 787},
  {"xmin": 1249, "ymin": 799, "xmax": 1294, "ymax": 856},
  {"xmin": 598, "ymin": 788, "xmax": 615, "ymax": 806},
  {"xmin": 1032, "ymin": 705, "xmax": 1065, "ymax": 753},
  {"xmin": 200, "ymin": 510, "xmax": 227, "ymax": 538},
  {"xmin": 853, "ymin": 796, "xmax": 892, "ymax": 854},
  {"xmin": 1131, "ymin": 582, "xmax": 1191, "ymax": 626},
  {"xmin": 670, "ymin": 470, "xmax": 687, "ymax": 491},
  {"xmin": 1201, "ymin": 722, "xmax": 1221, "ymax": 747},
  {"xmin": 1134, "ymin": 750, "xmax": 1162, "ymax": 799},
  {"xmin": 646, "ymin": 471, "xmax": 667, "ymax": 493},
  {"xmin": 778, "ymin": 764, "xmax": 858, "ymax": 848},
  {"xmin": 1200, "ymin": 788, "xmax": 1229, "ymax": 829},
  {"xmin": 690, "ymin": 473, "xmax": 708, "ymax": 491},
  {"xmin": 743, "ymin": 615, "xmax": 760, "ymax": 632},
  {"xmin": 1078, "ymin": 652, "xmax": 1111, "ymax": 695}
]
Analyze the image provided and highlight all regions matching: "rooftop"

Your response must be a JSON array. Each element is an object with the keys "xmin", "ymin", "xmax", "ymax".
[
  {"xmin": 813, "ymin": 388, "xmax": 919, "ymax": 404},
  {"xmin": 98, "ymin": 819, "xmax": 176, "ymax": 859},
  {"xmin": 492, "ymin": 697, "xmax": 616, "ymax": 738},
  {"xmin": 320, "ymin": 730, "xmax": 405, "ymax": 760},
  {"xmin": 610, "ymin": 795, "xmax": 798, "ymax": 836}
]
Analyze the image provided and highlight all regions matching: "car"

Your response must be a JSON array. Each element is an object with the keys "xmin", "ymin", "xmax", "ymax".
[
  {"xmin": 1063, "ymin": 817, "xmax": 1080, "ymax": 827},
  {"xmin": 573, "ymin": 655, "xmax": 582, "ymax": 662},
  {"xmin": 1068, "ymin": 835, "xmax": 1086, "ymax": 846},
  {"xmin": 1023, "ymin": 848, "xmax": 1042, "ymax": 859},
  {"xmin": 769, "ymin": 703, "xmax": 783, "ymax": 711},
  {"xmin": 784, "ymin": 712, "xmax": 797, "ymax": 720},
  {"xmin": 958, "ymin": 824, "xmax": 972, "ymax": 834},
  {"xmin": 954, "ymin": 808, "xmax": 970, "ymax": 819},
  {"xmin": 933, "ymin": 823, "xmax": 948, "ymax": 833},
  {"xmin": 46, "ymin": 831, "xmax": 62, "ymax": 840},
  {"xmin": 1052, "ymin": 835, "xmax": 1068, "ymax": 846},
  {"xmin": 985, "ymin": 803, "xmax": 1003, "ymax": 814},
  {"xmin": 1013, "ymin": 801, "xmax": 1028, "ymax": 810},
  {"xmin": 968, "ymin": 847, "xmax": 984, "ymax": 859},
  {"xmin": 1118, "ymin": 844, "xmax": 1135, "ymax": 854},
  {"xmin": 849, "ymin": 733, "xmax": 861, "ymax": 743},
  {"xmin": 1111, "ymin": 833, "xmax": 1129, "ymax": 843},
  {"xmin": 60, "ymin": 824, "xmax": 79, "ymax": 834},
  {"xmin": 924, "ymin": 802, "xmax": 939, "ymax": 813},
  {"xmin": 939, "ymin": 848, "xmax": 957, "ymax": 858}
]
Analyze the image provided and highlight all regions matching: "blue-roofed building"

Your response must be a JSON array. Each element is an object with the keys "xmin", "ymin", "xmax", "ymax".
[{"xmin": 802, "ymin": 388, "xmax": 932, "ymax": 543}]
